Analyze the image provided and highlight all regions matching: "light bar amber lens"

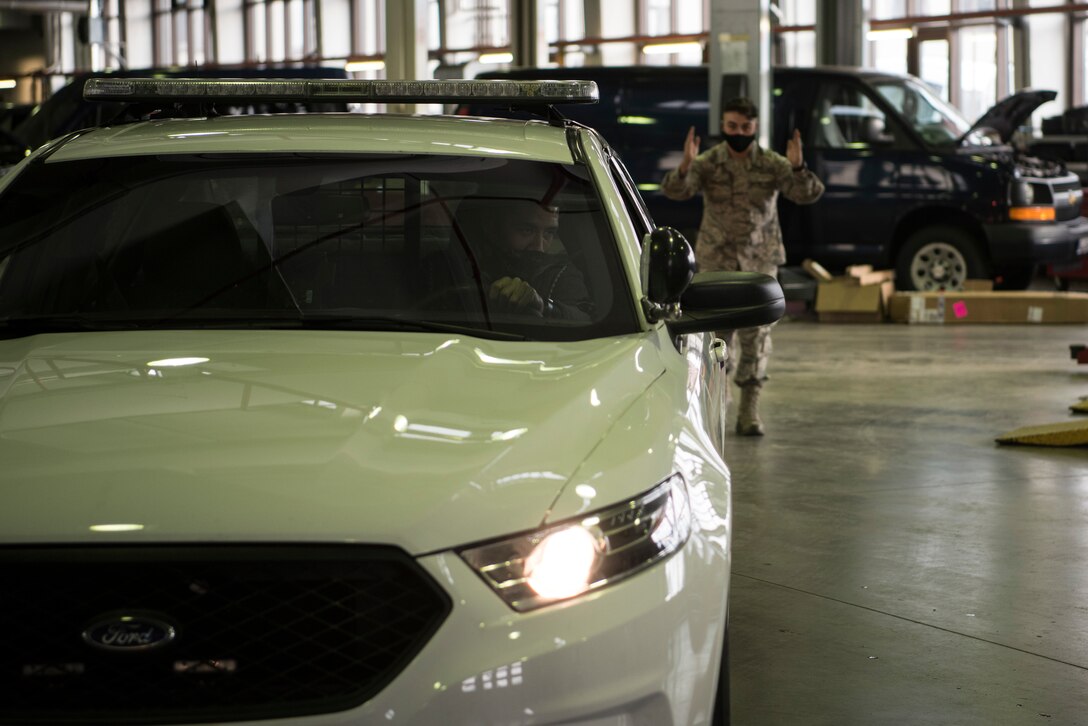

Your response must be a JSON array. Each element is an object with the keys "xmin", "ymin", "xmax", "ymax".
[{"xmin": 1009, "ymin": 206, "xmax": 1056, "ymax": 221}]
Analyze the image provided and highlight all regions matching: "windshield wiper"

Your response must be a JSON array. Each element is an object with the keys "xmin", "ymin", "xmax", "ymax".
[{"xmin": 0, "ymin": 315, "xmax": 139, "ymax": 340}]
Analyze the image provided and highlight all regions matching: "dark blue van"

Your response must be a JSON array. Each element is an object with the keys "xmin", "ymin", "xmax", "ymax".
[
  {"xmin": 3, "ymin": 65, "xmax": 351, "ymax": 170},
  {"xmin": 465, "ymin": 65, "xmax": 1088, "ymax": 291}
]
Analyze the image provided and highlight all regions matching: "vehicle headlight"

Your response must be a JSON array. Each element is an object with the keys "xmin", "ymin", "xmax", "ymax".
[
  {"xmin": 1010, "ymin": 180, "xmax": 1053, "ymax": 206},
  {"xmin": 1011, "ymin": 181, "xmax": 1035, "ymax": 206},
  {"xmin": 458, "ymin": 474, "xmax": 691, "ymax": 612}
]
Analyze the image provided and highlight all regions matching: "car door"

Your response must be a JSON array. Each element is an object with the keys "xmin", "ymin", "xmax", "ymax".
[{"xmin": 607, "ymin": 149, "xmax": 727, "ymax": 455}]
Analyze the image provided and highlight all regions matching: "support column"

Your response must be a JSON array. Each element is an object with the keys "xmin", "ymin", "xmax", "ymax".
[
  {"xmin": 510, "ymin": 0, "xmax": 548, "ymax": 68},
  {"xmin": 582, "ymin": 0, "xmax": 603, "ymax": 66},
  {"xmin": 709, "ymin": 0, "xmax": 771, "ymax": 147},
  {"xmin": 1011, "ymin": 0, "xmax": 1031, "ymax": 92},
  {"xmin": 816, "ymin": 0, "xmax": 868, "ymax": 68},
  {"xmin": 384, "ymin": 0, "xmax": 428, "ymax": 113},
  {"xmin": 87, "ymin": 0, "xmax": 106, "ymax": 70},
  {"xmin": 385, "ymin": 0, "xmax": 428, "ymax": 80}
]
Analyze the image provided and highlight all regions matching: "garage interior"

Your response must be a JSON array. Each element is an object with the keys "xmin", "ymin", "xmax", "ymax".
[
  {"xmin": 728, "ymin": 320, "xmax": 1088, "ymax": 724},
  {"xmin": 3, "ymin": 0, "xmax": 1088, "ymax": 724}
]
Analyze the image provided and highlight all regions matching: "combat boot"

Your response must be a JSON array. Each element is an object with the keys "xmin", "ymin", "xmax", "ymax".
[{"xmin": 736, "ymin": 383, "xmax": 764, "ymax": 436}]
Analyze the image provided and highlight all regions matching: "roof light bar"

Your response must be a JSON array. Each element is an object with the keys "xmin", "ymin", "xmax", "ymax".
[{"xmin": 83, "ymin": 77, "xmax": 599, "ymax": 105}]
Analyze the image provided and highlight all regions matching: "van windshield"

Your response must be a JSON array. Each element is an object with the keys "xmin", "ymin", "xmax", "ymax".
[{"xmin": 870, "ymin": 78, "xmax": 974, "ymax": 147}]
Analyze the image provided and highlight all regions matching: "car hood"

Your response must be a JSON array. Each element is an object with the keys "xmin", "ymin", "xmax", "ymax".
[
  {"xmin": 959, "ymin": 88, "xmax": 1057, "ymax": 144},
  {"xmin": 0, "ymin": 329, "xmax": 664, "ymax": 553}
]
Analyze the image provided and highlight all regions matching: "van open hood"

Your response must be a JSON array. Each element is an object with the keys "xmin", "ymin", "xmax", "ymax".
[{"xmin": 958, "ymin": 89, "xmax": 1057, "ymax": 145}]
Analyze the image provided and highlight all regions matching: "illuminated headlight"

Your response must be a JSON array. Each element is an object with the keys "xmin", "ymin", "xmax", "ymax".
[{"xmin": 459, "ymin": 474, "xmax": 691, "ymax": 612}]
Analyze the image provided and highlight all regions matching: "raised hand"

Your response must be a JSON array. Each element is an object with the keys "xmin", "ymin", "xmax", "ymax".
[
  {"xmin": 680, "ymin": 126, "xmax": 700, "ymax": 175},
  {"xmin": 786, "ymin": 129, "xmax": 804, "ymax": 169}
]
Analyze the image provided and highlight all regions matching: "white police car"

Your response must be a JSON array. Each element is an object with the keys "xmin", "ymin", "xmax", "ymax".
[{"xmin": 0, "ymin": 78, "xmax": 782, "ymax": 725}]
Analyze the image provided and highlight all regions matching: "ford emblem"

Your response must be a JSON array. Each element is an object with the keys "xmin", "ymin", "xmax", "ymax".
[{"xmin": 82, "ymin": 613, "xmax": 177, "ymax": 652}]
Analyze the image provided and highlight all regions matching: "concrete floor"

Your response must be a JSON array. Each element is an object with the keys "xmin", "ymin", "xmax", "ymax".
[{"xmin": 723, "ymin": 320, "xmax": 1088, "ymax": 725}]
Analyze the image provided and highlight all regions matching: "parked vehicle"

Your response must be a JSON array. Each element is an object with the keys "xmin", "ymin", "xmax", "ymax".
[
  {"xmin": 464, "ymin": 66, "xmax": 1088, "ymax": 291},
  {"xmin": 0, "ymin": 77, "xmax": 784, "ymax": 725},
  {"xmin": 0, "ymin": 103, "xmax": 36, "ymax": 169},
  {"xmin": 1, "ymin": 65, "xmax": 351, "ymax": 174},
  {"xmin": 1031, "ymin": 105, "xmax": 1088, "ymax": 288}
]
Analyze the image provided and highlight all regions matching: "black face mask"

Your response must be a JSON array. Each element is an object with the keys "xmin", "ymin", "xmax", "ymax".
[{"xmin": 723, "ymin": 133, "xmax": 755, "ymax": 153}]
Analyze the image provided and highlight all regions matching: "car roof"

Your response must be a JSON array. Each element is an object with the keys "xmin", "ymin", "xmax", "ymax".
[{"xmin": 42, "ymin": 113, "xmax": 579, "ymax": 164}]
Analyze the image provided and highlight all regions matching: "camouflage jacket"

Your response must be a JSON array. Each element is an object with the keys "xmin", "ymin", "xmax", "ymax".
[{"xmin": 661, "ymin": 142, "xmax": 824, "ymax": 273}]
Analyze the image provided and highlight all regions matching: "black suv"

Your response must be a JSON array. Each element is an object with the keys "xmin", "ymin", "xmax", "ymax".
[{"xmin": 464, "ymin": 65, "xmax": 1088, "ymax": 290}]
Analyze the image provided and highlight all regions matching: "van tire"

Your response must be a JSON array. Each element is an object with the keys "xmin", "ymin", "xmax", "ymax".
[{"xmin": 895, "ymin": 226, "xmax": 988, "ymax": 291}]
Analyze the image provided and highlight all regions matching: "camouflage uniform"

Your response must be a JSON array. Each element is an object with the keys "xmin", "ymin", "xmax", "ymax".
[{"xmin": 662, "ymin": 141, "xmax": 824, "ymax": 386}]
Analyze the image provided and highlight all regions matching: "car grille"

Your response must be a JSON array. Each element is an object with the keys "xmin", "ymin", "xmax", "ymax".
[{"xmin": 0, "ymin": 545, "xmax": 451, "ymax": 724}]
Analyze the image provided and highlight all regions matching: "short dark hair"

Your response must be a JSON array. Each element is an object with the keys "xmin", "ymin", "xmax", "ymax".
[{"xmin": 722, "ymin": 97, "xmax": 758, "ymax": 119}]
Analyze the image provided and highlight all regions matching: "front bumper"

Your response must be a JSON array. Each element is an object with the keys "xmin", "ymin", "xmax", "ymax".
[
  {"xmin": 209, "ymin": 534, "xmax": 727, "ymax": 726},
  {"xmin": 984, "ymin": 216, "xmax": 1088, "ymax": 267},
  {"xmin": 330, "ymin": 543, "xmax": 729, "ymax": 726}
]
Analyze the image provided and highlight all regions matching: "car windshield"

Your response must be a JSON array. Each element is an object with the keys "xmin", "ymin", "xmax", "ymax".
[
  {"xmin": 0, "ymin": 153, "xmax": 638, "ymax": 341},
  {"xmin": 870, "ymin": 77, "xmax": 977, "ymax": 147}
]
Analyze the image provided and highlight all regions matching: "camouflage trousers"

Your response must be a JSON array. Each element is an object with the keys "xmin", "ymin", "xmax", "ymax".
[
  {"xmin": 713, "ymin": 263, "xmax": 777, "ymax": 388},
  {"xmin": 720, "ymin": 323, "xmax": 774, "ymax": 387}
]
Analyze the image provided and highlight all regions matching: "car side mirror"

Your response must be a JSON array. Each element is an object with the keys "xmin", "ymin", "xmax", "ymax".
[
  {"xmin": 667, "ymin": 271, "xmax": 785, "ymax": 335},
  {"xmin": 640, "ymin": 227, "xmax": 695, "ymax": 322}
]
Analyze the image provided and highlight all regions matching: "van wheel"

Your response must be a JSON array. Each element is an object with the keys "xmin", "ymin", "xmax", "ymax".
[
  {"xmin": 711, "ymin": 613, "xmax": 731, "ymax": 725},
  {"xmin": 895, "ymin": 226, "xmax": 987, "ymax": 291}
]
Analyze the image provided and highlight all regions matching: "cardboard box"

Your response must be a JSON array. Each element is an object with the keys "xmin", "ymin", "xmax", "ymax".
[
  {"xmin": 846, "ymin": 269, "xmax": 895, "ymax": 286},
  {"xmin": 802, "ymin": 258, "xmax": 833, "ymax": 282},
  {"xmin": 888, "ymin": 291, "xmax": 1088, "ymax": 324},
  {"xmin": 816, "ymin": 277, "xmax": 895, "ymax": 322}
]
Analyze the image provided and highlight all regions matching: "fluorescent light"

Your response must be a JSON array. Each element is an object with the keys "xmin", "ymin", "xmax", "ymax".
[
  {"xmin": 642, "ymin": 41, "xmax": 702, "ymax": 56},
  {"xmin": 0, "ymin": 79, "xmax": 16, "ymax": 90},
  {"xmin": 345, "ymin": 59, "xmax": 385, "ymax": 72},
  {"xmin": 90, "ymin": 523, "xmax": 145, "ymax": 532},
  {"xmin": 478, "ymin": 52, "xmax": 514, "ymax": 64},
  {"xmin": 618, "ymin": 115, "xmax": 657, "ymax": 125},
  {"xmin": 867, "ymin": 28, "xmax": 914, "ymax": 40}
]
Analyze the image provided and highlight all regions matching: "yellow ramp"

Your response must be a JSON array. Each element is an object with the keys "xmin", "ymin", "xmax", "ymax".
[{"xmin": 996, "ymin": 420, "xmax": 1088, "ymax": 447}]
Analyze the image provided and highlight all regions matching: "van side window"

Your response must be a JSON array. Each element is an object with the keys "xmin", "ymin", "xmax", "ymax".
[{"xmin": 811, "ymin": 81, "xmax": 897, "ymax": 149}]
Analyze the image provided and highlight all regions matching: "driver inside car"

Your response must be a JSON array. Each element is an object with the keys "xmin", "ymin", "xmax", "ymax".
[{"xmin": 452, "ymin": 197, "xmax": 593, "ymax": 321}]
